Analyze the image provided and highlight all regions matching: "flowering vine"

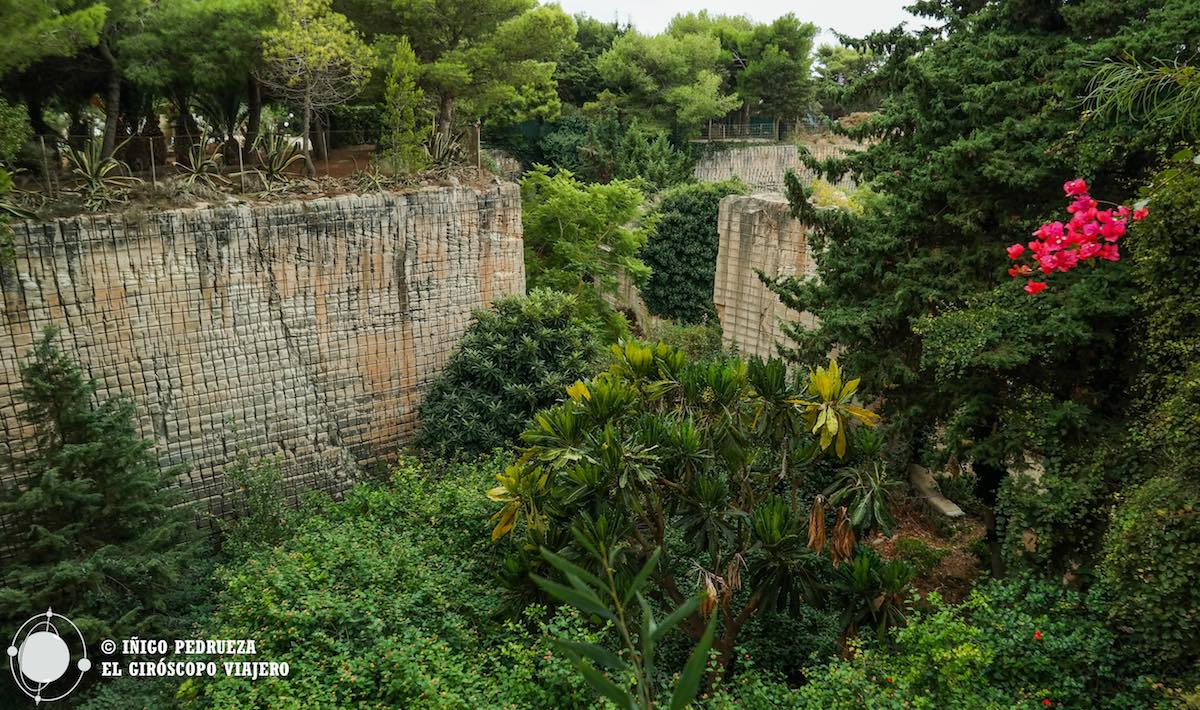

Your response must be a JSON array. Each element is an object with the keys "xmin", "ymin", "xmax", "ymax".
[{"xmin": 1006, "ymin": 179, "xmax": 1148, "ymax": 294}]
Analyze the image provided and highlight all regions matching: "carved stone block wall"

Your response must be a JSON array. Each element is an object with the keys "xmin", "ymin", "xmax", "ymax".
[
  {"xmin": 713, "ymin": 193, "xmax": 816, "ymax": 360},
  {"xmin": 0, "ymin": 185, "xmax": 524, "ymax": 517}
]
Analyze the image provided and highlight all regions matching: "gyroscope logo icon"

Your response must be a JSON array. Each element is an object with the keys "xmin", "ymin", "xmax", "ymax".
[{"xmin": 7, "ymin": 607, "xmax": 91, "ymax": 704}]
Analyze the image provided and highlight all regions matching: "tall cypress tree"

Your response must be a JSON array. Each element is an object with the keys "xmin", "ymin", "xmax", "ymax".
[
  {"xmin": 380, "ymin": 36, "xmax": 431, "ymax": 175},
  {"xmin": 0, "ymin": 328, "xmax": 194, "ymax": 640}
]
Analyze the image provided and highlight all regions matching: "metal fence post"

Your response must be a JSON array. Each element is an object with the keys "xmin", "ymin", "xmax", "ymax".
[
  {"xmin": 39, "ymin": 136, "xmax": 53, "ymax": 198},
  {"xmin": 149, "ymin": 137, "xmax": 157, "ymax": 188}
]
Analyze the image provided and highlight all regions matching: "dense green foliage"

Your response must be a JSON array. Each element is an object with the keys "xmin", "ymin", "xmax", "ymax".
[
  {"xmin": 792, "ymin": 580, "xmax": 1162, "ymax": 708},
  {"xmin": 1128, "ymin": 163, "xmax": 1200, "ymax": 468},
  {"xmin": 640, "ymin": 179, "xmax": 746, "ymax": 323},
  {"xmin": 7, "ymin": 0, "xmax": 1200, "ymax": 706},
  {"xmin": 0, "ymin": 329, "xmax": 194, "ymax": 642},
  {"xmin": 534, "ymin": 111, "xmax": 695, "ymax": 190},
  {"xmin": 520, "ymin": 166, "xmax": 653, "ymax": 338},
  {"xmin": 488, "ymin": 343, "xmax": 887, "ymax": 671},
  {"xmin": 181, "ymin": 455, "xmax": 599, "ymax": 708},
  {"xmin": 416, "ymin": 290, "xmax": 602, "ymax": 458},
  {"xmin": 1093, "ymin": 474, "xmax": 1200, "ymax": 679}
]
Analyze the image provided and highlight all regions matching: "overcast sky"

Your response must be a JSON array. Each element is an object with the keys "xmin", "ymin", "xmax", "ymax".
[{"xmin": 551, "ymin": 0, "xmax": 928, "ymax": 46}]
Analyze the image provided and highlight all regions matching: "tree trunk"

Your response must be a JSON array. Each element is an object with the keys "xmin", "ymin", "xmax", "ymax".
[
  {"xmin": 313, "ymin": 112, "xmax": 328, "ymax": 162},
  {"xmin": 244, "ymin": 76, "xmax": 262, "ymax": 158},
  {"xmin": 26, "ymin": 93, "xmax": 52, "ymax": 137},
  {"xmin": 437, "ymin": 94, "xmax": 454, "ymax": 140},
  {"xmin": 98, "ymin": 39, "xmax": 121, "ymax": 158},
  {"xmin": 973, "ymin": 460, "xmax": 1008, "ymax": 578},
  {"xmin": 173, "ymin": 92, "xmax": 197, "ymax": 169},
  {"xmin": 301, "ymin": 90, "xmax": 316, "ymax": 178}
]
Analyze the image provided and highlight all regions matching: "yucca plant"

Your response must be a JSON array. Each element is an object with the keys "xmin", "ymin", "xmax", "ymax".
[
  {"xmin": 64, "ymin": 139, "xmax": 141, "ymax": 210},
  {"xmin": 533, "ymin": 523, "xmax": 717, "ymax": 710},
  {"xmin": 175, "ymin": 133, "xmax": 229, "ymax": 190},
  {"xmin": 826, "ymin": 461, "xmax": 903, "ymax": 536}
]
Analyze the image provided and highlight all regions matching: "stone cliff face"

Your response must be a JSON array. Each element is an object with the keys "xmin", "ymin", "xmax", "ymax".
[
  {"xmin": 713, "ymin": 193, "xmax": 815, "ymax": 360},
  {"xmin": 0, "ymin": 185, "xmax": 524, "ymax": 514}
]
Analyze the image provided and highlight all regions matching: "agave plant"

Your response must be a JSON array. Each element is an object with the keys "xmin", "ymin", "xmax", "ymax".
[
  {"xmin": 64, "ymin": 139, "xmax": 142, "ymax": 210},
  {"xmin": 243, "ymin": 133, "xmax": 305, "ymax": 191},
  {"xmin": 175, "ymin": 133, "xmax": 229, "ymax": 190},
  {"xmin": 0, "ymin": 167, "xmax": 39, "ymax": 219},
  {"xmin": 426, "ymin": 130, "xmax": 464, "ymax": 169},
  {"xmin": 826, "ymin": 461, "xmax": 903, "ymax": 536}
]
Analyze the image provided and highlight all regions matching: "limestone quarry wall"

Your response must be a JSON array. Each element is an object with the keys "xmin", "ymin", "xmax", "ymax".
[
  {"xmin": 713, "ymin": 193, "xmax": 815, "ymax": 359},
  {"xmin": 0, "ymin": 185, "xmax": 524, "ymax": 516},
  {"xmin": 694, "ymin": 138, "xmax": 859, "ymax": 192}
]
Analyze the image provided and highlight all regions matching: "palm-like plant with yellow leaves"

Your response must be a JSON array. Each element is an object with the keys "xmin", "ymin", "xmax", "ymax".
[
  {"xmin": 791, "ymin": 360, "xmax": 880, "ymax": 458},
  {"xmin": 486, "ymin": 344, "xmax": 890, "ymax": 682}
]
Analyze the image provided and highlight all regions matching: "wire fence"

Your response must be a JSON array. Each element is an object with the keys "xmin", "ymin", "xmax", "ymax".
[{"xmin": 696, "ymin": 121, "xmax": 821, "ymax": 142}]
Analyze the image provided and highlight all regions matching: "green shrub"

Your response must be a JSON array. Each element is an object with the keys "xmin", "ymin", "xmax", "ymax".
[
  {"xmin": 642, "ymin": 319, "xmax": 725, "ymax": 362},
  {"xmin": 1129, "ymin": 164, "xmax": 1200, "ymax": 471},
  {"xmin": 1093, "ymin": 474, "xmax": 1200, "ymax": 679},
  {"xmin": 521, "ymin": 168, "xmax": 654, "ymax": 339},
  {"xmin": 183, "ymin": 455, "xmax": 598, "ymax": 708},
  {"xmin": 735, "ymin": 606, "xmax": 841, "ymax": 683},
  {"xmin": 640, "ymin": 180, "xmax": 747, "ymax": 324},
  {"xmin": 797, "ymin": 581, "xmax": 1163, "ymax": 709},
  {"xmin": 415, "ymin": 290, "xmax": 602, "ymax": 458},
  {"xmin": 0, "ymin": 97, "xmax": 31, "ymax": 164},
  {"xmin": 892, "ymin": 537, "xmax": 947, "ymax": 576},
  {"xmin": 0, "ymin": 328, "xmax": 195, "ymax": 642},
  {"xmin": 216, "ymin": 453, "xmax": 293, "ymax": 559},
  {"xmin": 614, "ymin": 122, "xmax": 694, "ymax": 194}
]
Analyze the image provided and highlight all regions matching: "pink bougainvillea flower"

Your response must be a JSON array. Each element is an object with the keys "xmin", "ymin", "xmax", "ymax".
[
  {"xmin": 1034, "ymin": 630, "xmax": 1043, "ymax": 640},
  {"xmin": 1005, "ymin": 180, "xmax": 1146, "ymax": 293},
  {"xmin": 1063, "ymin": 179, "xmax": 1088, "ymax": 196}
]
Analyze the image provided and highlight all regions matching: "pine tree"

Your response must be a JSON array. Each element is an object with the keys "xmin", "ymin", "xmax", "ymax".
[
  {"xmin": 0, "ymin": 327, "xmax": 194, "ymax": 641},
  {"xmin": 380, "ymin": 36, "xmax": 430, "ymax": 175}
]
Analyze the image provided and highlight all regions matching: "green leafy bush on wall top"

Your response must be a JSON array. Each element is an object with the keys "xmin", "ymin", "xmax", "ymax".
[
  {"xmin": 415, "ymin": 289, "xmax": 602, "ymax": 458},
  {"xmin": 640, "ymin": 179, "xmax": 747, "ymax": 325}
]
